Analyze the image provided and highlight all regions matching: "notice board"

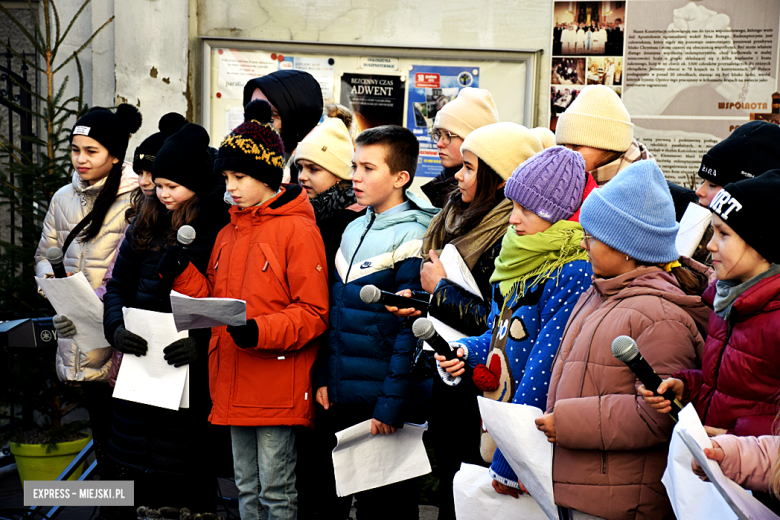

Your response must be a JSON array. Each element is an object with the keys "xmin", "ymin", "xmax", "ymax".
[{"xmin": 200, "ymin": 39, "xmax": 541, "ymax": 194}]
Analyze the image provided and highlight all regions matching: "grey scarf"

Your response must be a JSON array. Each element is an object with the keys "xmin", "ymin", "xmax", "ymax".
[{"xmin": 713, "ymin": 264, "xmax": 780, "ymax": 319}]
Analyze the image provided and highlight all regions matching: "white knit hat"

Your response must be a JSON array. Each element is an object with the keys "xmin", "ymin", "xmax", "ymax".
[
  {"xmin": 294, "ymin": 117, "xmax": 354, "ymax": 180},
  {"xmin": 555, "ymin": 85, "xmax": 634, "ymax": 152},
  {"xmin": 531, "ymin": 126, "xmax": 557, "ymax": 149},
  {"xmin": 460, "ymin": 122, "xmax": 543, "ymax": 180},
  {"xmin": 433, "ymin": 87, "xmax": 499, "ymax": 138}
]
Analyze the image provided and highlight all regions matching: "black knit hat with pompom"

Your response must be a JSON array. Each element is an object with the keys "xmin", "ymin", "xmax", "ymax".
[
  {"xmin": 70, "ymin": 103, "xmax": 142, "ymax": 162},
  {"xmin": 215, "ymin": 100, "xmax": 286, "ymax": 190},
  {"xmin": 133, "ymin": 112, "xmax": 188, "ymax": 173},
  {"xmin": 152, "ymin": 123, "xmax": 215, "ymax": 196}
]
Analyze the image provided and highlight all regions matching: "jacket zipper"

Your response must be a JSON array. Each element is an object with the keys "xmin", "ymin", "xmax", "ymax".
[
  {"xmin": 601, "ymin": 451, "xmax": 607, "ymax": 474},
  {"xmin": 701, "ymin": 318, "xmax": 735, "ymax": 424},
  {"xmin": 344, "ymin": 211, "xmax": 376, "ymax": 283}
]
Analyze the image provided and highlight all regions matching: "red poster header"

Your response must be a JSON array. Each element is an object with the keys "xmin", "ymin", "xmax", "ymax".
[{"xmin": 415, "ymin": 73, "xmax": 440, "ymax": 88}]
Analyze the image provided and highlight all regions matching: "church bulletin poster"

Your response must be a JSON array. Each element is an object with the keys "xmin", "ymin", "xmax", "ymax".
[
  {"xmin": 339, "ymin": 73, "xmax": 406, "ymax": 133},
  {"xmin": 405, "ymin": 65, "xmax": 481, "ymax": 178},
  {"xmin": 550, "ymin": 0, "xmax": 780, "ymax": 187}
]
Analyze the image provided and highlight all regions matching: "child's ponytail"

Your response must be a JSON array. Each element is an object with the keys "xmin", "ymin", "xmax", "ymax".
[{"xmin": 78, "ymin": 162, "xmax": 124, "ymax": 242}]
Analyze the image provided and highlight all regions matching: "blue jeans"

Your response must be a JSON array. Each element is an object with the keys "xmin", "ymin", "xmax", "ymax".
[{"xmin": 231, "ymin": 425, "xmax": 298, "ymax": 520}]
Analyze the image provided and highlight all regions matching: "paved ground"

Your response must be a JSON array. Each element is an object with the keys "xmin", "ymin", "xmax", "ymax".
[{"xmin": 0, "ymin": 463, "xmax": 438, "ymax": 519}]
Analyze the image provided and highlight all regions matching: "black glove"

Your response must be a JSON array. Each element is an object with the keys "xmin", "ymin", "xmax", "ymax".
[
  {"xmin": 157, "ymin": 244, "xmax": 190, "ymax": 283},
  {"xmin": 227, "ymin": 319, "xmax": 259, "ymax": 349},
  {"xmin": 113, "ymin": 325, "xmax": 148, "ymax": 356},
  {"xmin": 163, "ymin": 337, "xmax": 199, "ymax": 367}
]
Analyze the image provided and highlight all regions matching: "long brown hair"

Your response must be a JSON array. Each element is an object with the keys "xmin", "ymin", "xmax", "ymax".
[
  {"xmin": 635, "ymin": 260, "xmax": 706, "ymax": 296},
  {"xmin": 130, "ymin": 193, "xmax": 201, "ymax": 252},
  {"xmin": 124, "ymin": 187, "xmax": 145, "ymax": 223},
  {"xmin": 427, "ymin": 158, "xmax": 505, "ymax": 244}
]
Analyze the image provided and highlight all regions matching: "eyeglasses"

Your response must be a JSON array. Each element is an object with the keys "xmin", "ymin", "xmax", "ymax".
[
  {"xmin": 582, "ymin": 231, "xmax": 596, "ymax": 248},
  {"xmin": 430, "ymin": 130, "xmax": 461, "ymax": 146}
]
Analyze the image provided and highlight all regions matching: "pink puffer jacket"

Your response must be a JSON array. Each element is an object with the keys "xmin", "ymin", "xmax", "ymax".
[
  {"xmin": 716, "ymin": 434, "xmax": 779, "ymax": 494},
  {"xmin": 547, "ymin": 266, "xmax": 709, "ymax": 520}
]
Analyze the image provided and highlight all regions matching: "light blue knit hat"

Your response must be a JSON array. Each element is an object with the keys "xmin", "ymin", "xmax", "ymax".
[{"xmin": 579, "ymin": 160, "xmax": 679, "ymax": 263}]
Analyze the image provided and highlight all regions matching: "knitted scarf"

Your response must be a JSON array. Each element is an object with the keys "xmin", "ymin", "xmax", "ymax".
[
  {"xmin": 310, "ymin": 180, "xmax": 359, "ymax": 223},
  {"xmin": 490, "ymin": 220, "xmax": 588, "ymax": 304},
  {"xmin": 421, "ymin": 198, "xmax": 512, "ymax": 270}
]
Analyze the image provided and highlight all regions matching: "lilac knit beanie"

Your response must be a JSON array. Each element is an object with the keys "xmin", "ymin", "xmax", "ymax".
[{"xmin": 504, "ymin": 146, "xmax": 586, "ymax": 222}]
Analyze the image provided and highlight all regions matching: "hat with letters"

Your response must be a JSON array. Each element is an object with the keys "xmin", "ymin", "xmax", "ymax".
[
  {"xmin": 698, "ymin": 121, "xmax": 780, "ymax": 186},
  {"xmin": 70, "ymin": 104, "xmax": 142, "ymax": 162},
  {"xmin": 709, "ymin": 170, "xmax": 780, "ymax": 263}
]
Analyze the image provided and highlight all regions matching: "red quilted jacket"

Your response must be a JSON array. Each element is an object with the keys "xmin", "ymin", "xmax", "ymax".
[{"xmin": 677, "ymin": 272, "xmax": 780, "ymax": 437}]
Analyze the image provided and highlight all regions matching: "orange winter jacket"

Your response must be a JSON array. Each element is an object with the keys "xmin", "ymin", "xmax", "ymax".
[{"xmin": 172, "ymin": 185, "xmax": 329, "ymax": 428}]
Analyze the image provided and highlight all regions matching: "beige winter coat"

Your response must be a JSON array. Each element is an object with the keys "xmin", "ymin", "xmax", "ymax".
[
  {"xmin": 35, "ymin": 165, "xmax": 137, "ymax": 382},
  {"xmin": 546, "ymin": 267, "xmax": 709, "ymax": 520}
]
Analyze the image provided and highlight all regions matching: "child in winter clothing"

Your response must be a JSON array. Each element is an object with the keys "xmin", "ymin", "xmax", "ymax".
[
  {"xmin": 314, "ymin": 125, "xmax": 439, "ymax": 519},
  {"xmin": 103, "ymin": 121, "xmax": 229, "ymax": 515},
  {"xmin": 644, "ymin": 170, "xmax": 780, "ymax": 440},
  {"xmin": 694, "ymin": 433, "xmax": 780, "ymax": 496},
  {"xmin": 35, "ymin": 105, "xmax": 141, "ymax": 491},
  {"xmin": 436, "ymin": 147, "xmax": 594, "ymax": 489},
  {"xmin": 171, "ymin": 101, "xmax": 329, "ymax": 520},
  {"xmin": 295, "ymin": 106, "xmax": 364, "ymax": 275},
  {"xmin": 540, "ymin": 160, "xmax": 710, "ymax": 519}
]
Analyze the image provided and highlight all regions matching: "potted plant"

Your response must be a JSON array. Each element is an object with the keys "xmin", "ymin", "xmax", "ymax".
[{"xmin": 0, "ymin": 0, "xmax": 113, "ymax": 485}]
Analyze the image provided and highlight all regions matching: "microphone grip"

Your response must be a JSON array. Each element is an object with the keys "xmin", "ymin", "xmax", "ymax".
[
  {"xmin": 627, "ymin": 355, "xmax": 683, "ymax": 422},
  {"xmin": 426, "ymin": 329, "xmax": 471, "ymax": 377},
  {"xmin": 379, "ymin": 290, "xmax": 429, "ymax": 314},
  {"xmin": 51, "ymin": 262, "xmax": 68, "ymax": 279}
]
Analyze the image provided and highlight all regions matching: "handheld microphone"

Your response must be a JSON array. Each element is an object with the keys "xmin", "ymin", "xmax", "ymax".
[
  {"xmin": 177, "ymin": 225, "xmax": 196, "ymax": 248},
  {"xmin": 611, "ymin": 335, "xmax": 683, "ymax": 422},
  {"xmin": 46, "ymin": 247, "xmax": 68, "ymax": 278},
  {"xmin": 412, "ymin": 318, "xmax": 462, "ymax": 363},
  {"xmin": 359, "ymin": 285, "xmax": 429, "ymax": 314}
]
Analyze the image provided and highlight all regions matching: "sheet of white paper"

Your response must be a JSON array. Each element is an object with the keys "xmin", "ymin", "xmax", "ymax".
[
  {"xmin": 113, "ymin": 308, "xmax": 189, "ymax": 411},
  {"xmin": 679, "ymin": 429, "xmax": 779, "ymax": 520},
  {"xmin": 35, "ymin": 272, "xmax": 109, "ymax": 353},
  {"xmin": 453, "ymin": 463, "xmax": 549, "ymax": 520},
  {"xmin": 332, "ymin": 420, "xmax": 431, "ymax": 497},
  {"xmin": 676, "ymin": 202, "xmax": 711, "ymax": 258},
  {"xmin": 477, "ymin": 397, "xmax": 557, "ymax": 520},
  {"xmin": 170, "ymin": 290, "xmax": 246, "ymax": 332},
  {"xmin": 425, "ymin": 244, "xmax": 484, "ymax": 348},
  {"xmin": 662, "ymin": 404, "xmax": 737, "ymax": 520}
]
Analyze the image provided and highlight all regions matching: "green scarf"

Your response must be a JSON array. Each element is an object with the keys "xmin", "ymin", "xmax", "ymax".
[{"xmin": 490, "ymin": 220, "xmax": 588, "ymax": 302}]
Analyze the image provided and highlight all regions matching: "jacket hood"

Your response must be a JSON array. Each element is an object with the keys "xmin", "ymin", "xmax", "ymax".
[
  {"xmin": 229, "ymin": 183, "xmax": 313, "ymax": 225},
  {"xmin": 366, "ymin": 190, "xmax": 440, "ymax": 231},
  {"xmin": 593, "ymin": 266, "xmax": 711, "ymax": 335},
  {"xmin": 242, "ymin": 70, "xmax": 323, "ymax": 155}
]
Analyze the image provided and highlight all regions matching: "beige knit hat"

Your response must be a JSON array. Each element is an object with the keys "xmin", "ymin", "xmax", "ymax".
[
  {"xmin": 531, "ymin": 126, "xmax": 557, "ymax": 149},
  {"xmin": 555, "ymin": 85, "xmax": 634, "ymax": 152},
  {"xmin": 433, "ymin": 87, "xmax": 499, "ymax": 138},
  {"xmin": 460, "ymin": 122, "xmax": 544, "ymax": 180},
  {"xmin": 294, "ymin": 117, "xmax": 354, "ymax": 180}
]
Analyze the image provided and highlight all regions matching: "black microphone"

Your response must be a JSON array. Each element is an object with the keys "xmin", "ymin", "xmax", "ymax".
[
  {"xmin": 412, "ymin": 318, "xmax": 466, "ymax": 365},
  {"xmin": 46, "ymin": 247, "xmax": 68, "ymax": 278},
  {"xmin": 359, "ymin": 285, "xmax": 429, "ymax": 314},
  {"xmin": 611, "ymin": 335, "xmax": 683, "ymax": 422}
]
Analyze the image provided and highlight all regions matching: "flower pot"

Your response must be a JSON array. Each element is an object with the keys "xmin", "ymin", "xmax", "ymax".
[{"xmin": 10, "ymin": 434, "xmax": 92, "ymax": 485}]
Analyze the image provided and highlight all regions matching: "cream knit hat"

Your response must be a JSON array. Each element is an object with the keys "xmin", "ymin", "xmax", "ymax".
[
  {"xmin": 294, "ymin": 117, "xmax": 354, "ymax": 180},
  {"xmin": 531, "ymin": 126, "xmax": 556, "ymax": 149},
  {"xmin": 433, "ymin": 87, "xmax": 499, "ymax": 138},
  {"xmin": 460, "ymin": 122, "xmax": 544, "ymax": 180},
  {"xmin": 555, "ymin": 85, "xmax": 634, "ymax": 152}
]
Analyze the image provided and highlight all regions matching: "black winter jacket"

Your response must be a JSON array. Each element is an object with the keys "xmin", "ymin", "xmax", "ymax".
[
  {"xmin": 102, "ymin": 181, "xmax": 229, "ymax": 476},
  {"xmin": 421, "ymin": 166, "xmax": 460, "ymax": 209},
  {"xmin": 427, "ymin": 240, "xmax": 502, "ymax": 338}
]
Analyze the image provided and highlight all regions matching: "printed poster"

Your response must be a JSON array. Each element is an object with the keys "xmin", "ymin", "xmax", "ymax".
[
  {"xmin": 549, "ymin": 1, "xmax": 780, "ymax": 187},
  {"xmin": 280, "ymin": 56, "xmax": 335, "ymax": 103},
  {"xmin": 216, "ymin": 49, "xmax": 278, "ymax": 100},
  {"xmin": 406, "ymin": 65, "xmax": 480, "ymax": 178},
  {"xmin": 339, "ymin": 73, "xmax": 405, "ymax": 133}
]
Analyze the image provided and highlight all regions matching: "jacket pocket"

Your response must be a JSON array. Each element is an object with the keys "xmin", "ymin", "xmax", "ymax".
[{"xmin": 232, "ymin": 349, "xmax": 295, "ymax": 408}]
